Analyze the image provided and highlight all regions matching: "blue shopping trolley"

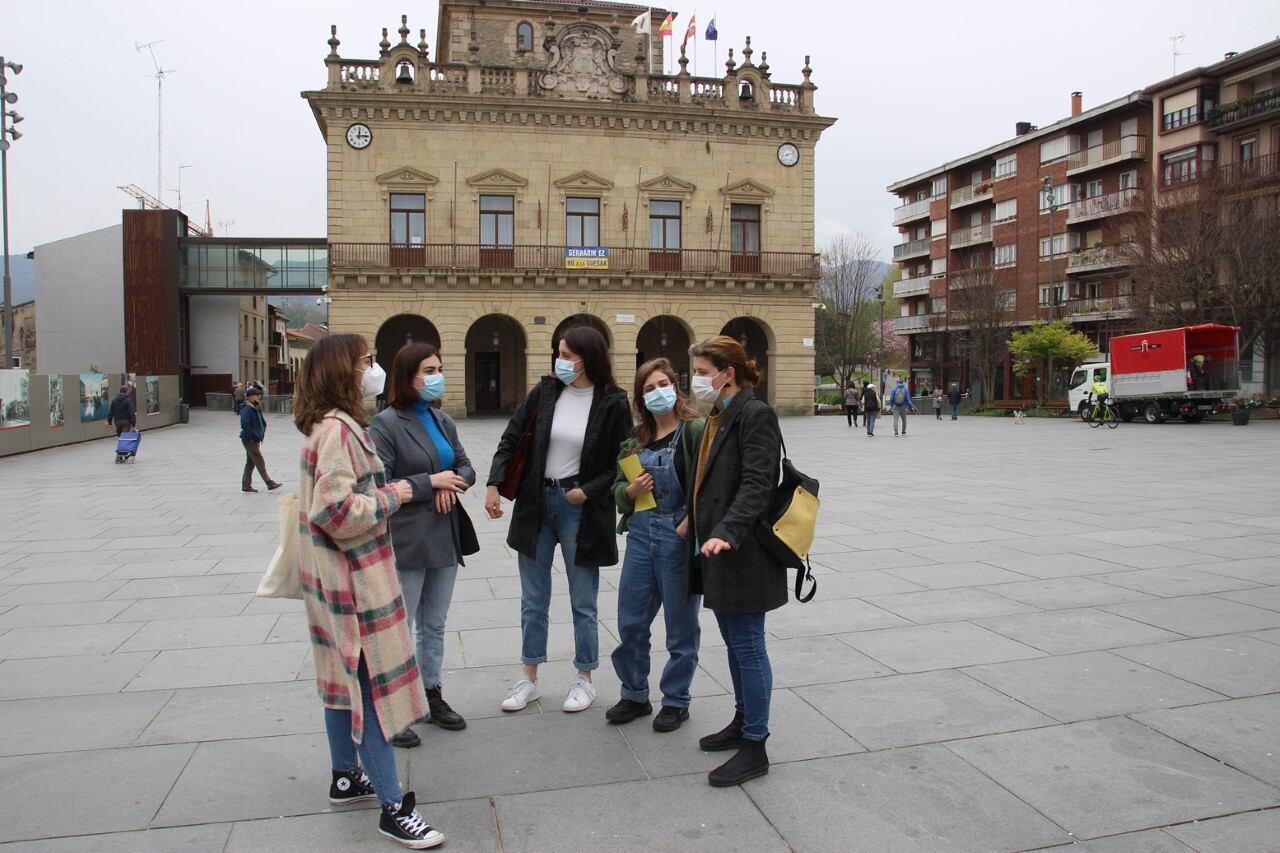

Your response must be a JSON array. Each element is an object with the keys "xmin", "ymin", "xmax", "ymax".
[{"xmin": 115, "ymin": 431, "xmax": 141, "ymax": 463}]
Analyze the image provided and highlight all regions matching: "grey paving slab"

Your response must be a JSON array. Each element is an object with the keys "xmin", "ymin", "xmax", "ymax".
[
  {"xmin": 495, "ymin": 773, "xmax": 788, "ymax": 853},
  {"xmin": 1101, "ymin": 595, "xmax": 1280, "ymax": 637},
  {"xmin": 863, "ymin": 587, "xmax": 1037, "ymax": 623},
  {"xmin": 1114, "ymin": 635, "xmax": 1280, "ymax": 698},
  {"xmin": 0, "ymin": 579, "xmax": 126, "ymax": 604},
  {"xmin": 1036, "ymin": 829, "xmax": 1193, "ymax": 852},
  {"xmin": 1250, "ymin": 626, "xmax": 1280, "ymax": 646},
  {"xmin": 962, "ymin": 651, "xmax": 1224, "ymax": 723},
  {"xmin": 1092, "ymin": 545, "xmax": 1214, "ymax": 570},
  {"xmin": 1197, "ymin": 556, "xmax": 1280, "ymax": 585},
  {"xmin": 748, "ymin": 744, "xmax": 1069, "ymax": 853},
  {"xmin": 947, "ymin": 717, "xmax": 1280, "ymax": 840},
  {"xmin": 0, "ymin": 600, "xmax": 133, "ymax": 628},
  {"xmin": 0, "ymin": 691, "xmax": 174, "ymax": 756},
  {"xmin": 975, "ymin": 607, "xmax": 1184, "ymax": 655},
  {"xmin": 837, "ymin": 621, "xmax": 1046, "ymax": 673},
  {"xmin": 884, "ymin": 561, "xmax": 1031, "ymax": 589},
  {"xmin": 1217, "ymin": 585, "xmax": 1280, "ymax": 612},
  {"xmin": 0, "ymin": 622, "xmax": 141, "ymax": 658},
  {"xmin": 125, "ymin": 641, "xmax": 310, "ymax": 691},
  {"xmin": 1095, "ymin": 566, "xmax": 1262, "ymax": 597},
  {"xmin": 763, "ymin": 597, "xmax": 910, "ymax": 638},
  {"xmin": 1163, "ymin": 809, "xmax": 1280, "ymax": 853},
  {"xmin": 0, "ymin": 825, "xmax": 233, "ymax": 852},
  {"xmin": 0, "ymin": 651, "xmax": 156, "ymax": 699},
  {"xmin": 980, "ymin": 576, "xmax": 1154, "ymax": 610},
  {"xmin": 796, "ymin": 568, "xmax": 926, "ymax": 598},
  {"xmin": 983, "ymin": 552, "xmax": 1134, "ymax": 579},
  {"xmin": 795, "ymin": 669, "xmax": 1055, "ymax": 749},
  {"xmin": 112, "ymin": 592, "xmax": 254, "ymax": 621},
  {"xmin": 102, "ymin": 559, "xmax": 221, "ymax": 579},
  {"xmin": 811, "ymin": 547, "xmax": 940, "ymax": 572},
  {"xmin": 138, "ymin": 679, "xmax": 323, "ymax": 744},
  {"xmin": 116, "ymin": 613, "xmax": 279, "ymax": 652},
  {"xmin": 108, "ymin": 574, "xmax": 237, "ymax": 599},
  {"xmin": 1, "ymin": 558, "xmax": 121, "ymax": 579},
  {"xmin": 0, "ymin": 744, "xmax": 196, "ymax": 843},
  {"xmin": 1180, "ymin": 534, "xmax": 1280, "ymax": 559},
  {"xmin": 1134, "ymin": 694, "xmax": 1280, "ymax": 788},
  {"xmin": 456, "ymin": 621, "xmax": 619, "ymax": 669},
  {"xmin": 699, "ymin": 634, "xmax": 892, "ymax": 691}
]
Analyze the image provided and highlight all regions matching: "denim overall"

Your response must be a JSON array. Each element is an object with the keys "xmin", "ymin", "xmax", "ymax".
[{"xmin": 611, "ymin": 427, "xmax": 703, "ymax": 708}]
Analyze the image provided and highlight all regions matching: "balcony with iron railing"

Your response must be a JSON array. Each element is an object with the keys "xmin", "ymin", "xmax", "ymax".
[
  {"xmin": 949, "ymin": 223, "xmax": 993, "ymax": 249},
  {"xmin": 1059, "ymin": 294, "xmax": 1133, "ymax": 318},
  {"xmin": 892, "ymin": 197, "xmax": 932, "ymax": 226},
  {"xmin": 1216, "ymin": 151, "xmax": 1280, "ymax": 188},
  {"xmin": 327, "ymin": 243, "xmax": 820, "ymax": 278},
  {"xmin": 1066, "ymin": 135, "xmax": 1148, "ymax": 176},
  {"xmin": 892, "ymin": 313, "xmax": 938, "ymax": 333},
  {"xmin": 950, "ymin": 181, "xmax": 995, "ymax": 209},
  {"xmin": 1065, "ymin": 187, "xmax": 1144, "ymax": 224},
  {"xmin": 893, "ymin": 274, "xmax": 932, "ymax": 299},
  {"xmin": 1207, "ymin": 88, "xmax": 1280, "ymax": 131},
  {"xmin": 1065, "ymin": 245, "xmax": 1136, "ymax": 274},
  {"xmin": 892, "ymin": 237, "xmax": 931, "ymax": 261}
]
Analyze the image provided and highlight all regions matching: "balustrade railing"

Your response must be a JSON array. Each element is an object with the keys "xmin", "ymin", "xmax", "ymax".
[{"xmin": 1207, "ymin": 88, "xmax": 1280, "ymax": 129}]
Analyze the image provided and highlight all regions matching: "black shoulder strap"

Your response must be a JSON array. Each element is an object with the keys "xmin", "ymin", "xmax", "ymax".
[{"xmin": 795, "ymin": 559, "xmax": 817, "ymax": 603}]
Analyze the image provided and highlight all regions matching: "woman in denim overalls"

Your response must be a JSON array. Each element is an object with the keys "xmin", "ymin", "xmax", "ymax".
[{"xmin": 607, "ymin": 358, "xmax": 706, "ymax": 732}]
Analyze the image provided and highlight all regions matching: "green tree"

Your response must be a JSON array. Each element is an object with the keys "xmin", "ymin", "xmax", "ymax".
[
  {"xmin": 1008, "ymin": 321, "xmax": 1098, "ymax": 403},
  {"xmin": 815, "ymin": 232, "xmax": 882, "ymax": 389}
]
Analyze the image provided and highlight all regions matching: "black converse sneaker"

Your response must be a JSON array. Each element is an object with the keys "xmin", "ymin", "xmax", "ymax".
[
  {"xmin": 379, "ymin": 791, "xmax": 445, "ymax": 849},
  {"xmin": 328, "ymin": 767, "xmax": 377, "ymax": 805}
]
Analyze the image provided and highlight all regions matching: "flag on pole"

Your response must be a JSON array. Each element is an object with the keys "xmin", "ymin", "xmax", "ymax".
[
  {"xmin": 683, "ymin": 15, "xmax": 697, "ymax": 48},
  {"xmin": 705, "ymin": 17, "xmax": 718, "ymax": 40},
  {"xmin": 657, "ymin": 13, "xmax": 676, "ymax": 37},
  {"xmin": 630, "ymin": 10, "xmax": 652, "ymax": 36}
]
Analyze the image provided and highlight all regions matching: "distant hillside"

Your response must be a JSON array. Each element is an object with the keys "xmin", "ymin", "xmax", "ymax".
[{"xmin": 3, "ymin": 255, "xmax": 34, "ymax": 304}]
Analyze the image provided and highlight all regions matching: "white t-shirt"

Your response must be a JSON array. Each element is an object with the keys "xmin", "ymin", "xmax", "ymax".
[{"xmin": 544, "ymin": 384, "xmax": 594, "ymax": 480}]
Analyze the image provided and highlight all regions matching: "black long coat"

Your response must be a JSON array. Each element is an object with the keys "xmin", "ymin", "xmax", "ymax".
[
  {"xmin": 687, "ymin": 388, "xmax": 787, "ymax": 614},
  {"xmin": 487, "ymin": 377, "xmax": 632, "ymax": 568}
]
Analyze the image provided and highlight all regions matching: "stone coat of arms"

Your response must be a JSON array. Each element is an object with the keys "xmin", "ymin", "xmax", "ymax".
[{"xmin": 538, "ymin": 24, "xmax": 628, "ymax": 98}]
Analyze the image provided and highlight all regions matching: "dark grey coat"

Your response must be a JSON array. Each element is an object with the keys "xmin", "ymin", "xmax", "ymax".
[
  {"xmin": 687, "ymin": 388, "xmax": 787, "ymax": 614},
  {"xmin": 369, "ymin": 405, "xmax": 476, "ymax": 571}
]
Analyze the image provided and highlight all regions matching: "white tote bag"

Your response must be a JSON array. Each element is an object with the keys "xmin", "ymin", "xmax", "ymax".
[{"xmin": 256, "ymin": 492, "xmax": 303, "ymax": 599}]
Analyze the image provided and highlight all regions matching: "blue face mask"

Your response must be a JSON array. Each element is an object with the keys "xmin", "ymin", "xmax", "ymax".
[
  {"xmin": 418, "ymin": 373, "xmax": 445, "ymax": 402},
  {"xmin": 555, "ymin": 357, "xmax": 580, "ymax": 385},
  {"xmin": 643, "ymin": 386, "xmax": 678, "ymax": 415}
]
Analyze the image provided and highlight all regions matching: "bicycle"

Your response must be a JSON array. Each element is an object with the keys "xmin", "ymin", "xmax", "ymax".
[{"xmin": 1085, "ymin": 393, "xmax": 1119, "ymax": 429}]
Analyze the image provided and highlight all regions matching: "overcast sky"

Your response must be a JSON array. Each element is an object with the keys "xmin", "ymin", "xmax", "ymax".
[{"xmin": 4, "ymin": 0, "xmax": 1276, "ymax": 259}]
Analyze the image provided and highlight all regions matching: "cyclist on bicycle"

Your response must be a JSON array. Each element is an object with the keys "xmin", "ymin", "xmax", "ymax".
[{"xmin": 1090, "ymin": 377, "xmax": 1109, "ymax": 406}]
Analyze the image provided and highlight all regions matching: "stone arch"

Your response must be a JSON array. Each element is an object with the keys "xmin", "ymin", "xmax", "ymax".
[
  {"xmin": 374, "ymin": 314, "xmax": 441, "ymax": 377},
  {"xmin": 636, "ymin": 315, "xmax": 694, "ymax": 392},
  {"xmin": 464, "ymin": 314, "xmax": 528, "ymax": 415},
  {"xmin": 720, "ymin": 316, "xmax": 773, "ymax": 405}
]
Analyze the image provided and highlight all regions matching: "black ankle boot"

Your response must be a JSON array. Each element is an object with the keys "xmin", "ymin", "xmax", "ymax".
[
  {"xmin": 708, "ymin": 737, "xmax": 769, "ymax": 787},
  {"xmin": 426, "ymin": 686, "xmax": 467, "ymax": 731},
  {"xmin": 698, "ymin": 711, "xmax": 745, "ymax": 752}
]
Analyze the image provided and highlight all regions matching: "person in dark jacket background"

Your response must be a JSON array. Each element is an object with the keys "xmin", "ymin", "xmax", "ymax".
[
  {"xmin": 106, "ymin": 386, "xmax": 136, "ymax": 437},
  {"xmin": 947, "ymin": 383, "xmax": 964, "ymax": 420},
  {"xmin": 860, "ymin": 380, "xmax": 881, "ymax": 437},
  {"xmin": 687, "ymin": 335, "xmax": 786, "ymax": 788},
  {"xmin": 484, "ymin": 326, "xmax": 632, "ymax": 715},
  {"xmin": 240, "ymin": 386, "xmax": 281, "ymax": 492}
]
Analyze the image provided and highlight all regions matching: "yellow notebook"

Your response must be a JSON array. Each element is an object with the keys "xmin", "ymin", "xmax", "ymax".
[{"xmin": 618, "ymin": 454, "xmax": 658, "ymax": 512}]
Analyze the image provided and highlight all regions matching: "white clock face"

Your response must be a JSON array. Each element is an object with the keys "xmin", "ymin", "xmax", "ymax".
[
  {"xmin": 778, "ymin": 143, "xmax": 799, "ymax": 167},
  {"xmin": 346, "ymin": 123, "xmax": 372, "ymax": 149}
]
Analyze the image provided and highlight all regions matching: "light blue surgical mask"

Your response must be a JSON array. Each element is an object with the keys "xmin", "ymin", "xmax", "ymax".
[
  {"xmin": 555, "ymin": 358, "xmax": 580, "ymax": 385},
  {"xmin": 643, "ymin": 386, "xmax": 678, "ymax": 415},
  {"xmin": 418, "ymin": 373, "xmax": 445, "ymax": 402}
]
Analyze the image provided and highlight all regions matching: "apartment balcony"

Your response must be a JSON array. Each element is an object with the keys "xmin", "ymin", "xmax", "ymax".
[
  {"xmin": 1207, "ymin": 88, "xmax": 1280, "ymax": 132},
  {"xmin": 949, "ymin": 223, "xmax": 993, "ymax": 249},
  {"xmin": 1065, "ymin": 245, "xmax": 1136, "ymax": 275},
  {"xmin": 893, "ymin": 274, "xmax": 932, "ymax": 299},
  {"xmin": 892, "ymin": 197, "xmax": 932, "ymax": 226},
  {"xmin": 1059, "ymin": 295, "xmax": 1133, "ymax": 319},
  {"xmin": 892, "ymin": 237, "xmax": 931, "ymax": 261},
  {"xmin": 949, "ymin": 181, "xmax": 995, "ymax": 209},
  {"xmin": 893, "ymin": 314, "xmax": 938, "ymax": 333},
  {"xmin": 1216, "ymin": 151, "xmax": 1280, "ymax": 188},
  {"xmin": 1066, "ymin": 135, "xmax": 1148, "ymax": 176},
  {"xmin": 1065, "ymin": 188, "xmax": 1143, "ymax": 224}
]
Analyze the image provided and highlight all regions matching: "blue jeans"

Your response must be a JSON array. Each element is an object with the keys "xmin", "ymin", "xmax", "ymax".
[
  {"xmin": 398, "ymin": 563, "xmax": 458, "ymax": 689},
  {"xmin": 323, "ymin": 657, "xmax": 403, "ymax": 808},
  {"xmin": 714, "ymin": 611, "xmax": 772, "ymax": 742},
  {"xmin": 865, "ymin": 411, "xmax": 877, "ymax": 435},
  {"xmin": 518, "ymin": 486, "xmax": 599, "ymax": 671},
  {"xmin": 950, "ymin": 402, "xmax": 959, "ymax": 419},
  {"xmin": 892, "ymin": 405, "xmax": 909, "ymax": 435}
]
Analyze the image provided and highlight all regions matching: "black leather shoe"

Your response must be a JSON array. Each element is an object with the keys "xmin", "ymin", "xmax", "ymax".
[
  {"xmin": 605, "ymin": 698, "xmax": 653, "ymax": 724},
  {"xmin": 390, "ymin": 727, "xmax": 421, "ymax": 749},
  {"xmin": 698, "ymin": 711, "xmax": 745, "ymax": 752},
  {"xmin": 426, "ymin": 687, "xmax": 467, "ymax": 731},
  {"xmin": 708, "ymin": 737, "xmax": 769, "ymax": 787},
  {"xmin": 652, "ymin": 706, "xmax": 689, "ymax": 732}
]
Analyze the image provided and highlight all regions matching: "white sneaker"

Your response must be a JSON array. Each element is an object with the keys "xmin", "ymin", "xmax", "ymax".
[
  {"xmin": 501, "ymin": 678, "xmax": 540, "ymax": 712},
  {"xmin": 561, "ymin": 676, "xmax": 596, "ymax": 713}
]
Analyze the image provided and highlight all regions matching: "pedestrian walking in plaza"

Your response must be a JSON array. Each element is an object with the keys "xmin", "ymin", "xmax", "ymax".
[
  {"xmin": 240, "ymin": 386, "xmax": 282, "ymax": 493},
  {"xmin": 607, "ymin": 358, "xmax": 704, "ymax": 733},
  {"xmin": 889, "ymin": 377, "xmax": 913, "ymax": 436},
  {"xmin": 932, "ymin": 387, "xmax": 944, "ymax": 420},
  {"xmin": 688, "ymin": 335, "xmax": 786, "ymax": 787},
  {"xmin": 843, "ymin": 381, "xmax": 860, "ymax": 427},
  {"xmin": 485, "ymin": 326, "xmax": 632, "ymax": 715},
  {"xmin": 948, "ymin": 383, "xmax": 963, "ymax": 420},
  {"xmin": 292, "ymin": 333, "xmax": 444, "ymax": 849},
  {"xmin": 370, "ymin": 342, "xmax": 475, "ymax": 747},
  {"xmin": 860, "ymin": 380, "xmax": 881, "ymax": 436},
  {"xmin": 106, "ymin": 385, "xmax": 136, "ymax": 437}
]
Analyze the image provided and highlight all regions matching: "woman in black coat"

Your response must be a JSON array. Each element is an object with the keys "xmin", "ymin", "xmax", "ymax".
[
  {"xmin": 687, "ymin": 334, "xmax": 786, "ymax": 787},
  {"xmin": 485, "ymin": 326, "xmax": 632, "ymax": 716}
]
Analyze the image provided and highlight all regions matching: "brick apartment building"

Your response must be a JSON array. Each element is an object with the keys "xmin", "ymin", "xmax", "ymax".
[{"xmin": 887, "ymin": 37, "xmax": 1280, "ymax": 400}]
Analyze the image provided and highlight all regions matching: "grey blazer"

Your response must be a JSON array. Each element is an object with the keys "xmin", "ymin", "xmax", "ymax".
[{"xmin": 369, "ymin": 405, "xmax": 477, "ymax": 571}]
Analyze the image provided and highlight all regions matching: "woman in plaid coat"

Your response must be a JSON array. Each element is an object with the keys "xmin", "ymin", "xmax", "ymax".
[{"xmin": 294, "ymin": 333, "xmax": 444, "ymax": 849}]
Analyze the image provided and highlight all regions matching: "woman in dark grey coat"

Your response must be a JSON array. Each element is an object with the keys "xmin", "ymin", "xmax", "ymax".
[
  {"xmin": 370, "ymin": 342, "xmax": 476, "ymax": 748},
  {"xmin": 687, "ymin": 335, "xmax": 785, "ymax": 788}
]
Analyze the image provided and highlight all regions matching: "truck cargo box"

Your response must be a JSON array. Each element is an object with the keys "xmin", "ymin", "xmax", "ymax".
[{"xmin": 1109, "ymin": 324, "xmax": 1239, "ymax": 399}]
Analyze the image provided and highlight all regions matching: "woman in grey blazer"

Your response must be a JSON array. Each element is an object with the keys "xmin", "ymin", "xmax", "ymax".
[{"xmin": 370, "ymin": 343, "xmax": 476, "ymax": 748}]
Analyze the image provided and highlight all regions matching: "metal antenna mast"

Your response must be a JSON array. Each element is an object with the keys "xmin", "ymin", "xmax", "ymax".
[
  {"xmin": 1169, "ymin": 32, "xmax": 1187, "ymax": 74},
  {"xmin": 136, "ymin": 40, "xmax": 176, "ymax": 202}
]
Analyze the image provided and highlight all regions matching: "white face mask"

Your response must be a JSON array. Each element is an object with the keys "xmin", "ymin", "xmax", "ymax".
[
  {"xmin": 690, "ymin": 370, "xmax": 724, "ymax": 404},
  {"xmin": 359, "ymin": 362, "xmax": 386, "ymax": 399}
]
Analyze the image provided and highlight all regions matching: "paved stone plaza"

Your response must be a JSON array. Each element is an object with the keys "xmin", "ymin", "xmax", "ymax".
[{"xmin": 1, "ymin": 409, "xmax": 1278, "ymax": 851}]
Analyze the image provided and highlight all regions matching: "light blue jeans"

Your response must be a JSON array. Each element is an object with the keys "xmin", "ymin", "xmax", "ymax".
[
  {"xmin": 518, "ymin": 486, "xmax": 600, "ymax": 671},
  {"xmin": 324, "ymin": 657, "xmax": 402, "ymax": 808},
  {"xmin": 714, "ymin": 611, "xmax": 772, "ymax": 742},
  {"xmin": 398, "ymin": 563, "xmax": 459, "ymax": 690}
]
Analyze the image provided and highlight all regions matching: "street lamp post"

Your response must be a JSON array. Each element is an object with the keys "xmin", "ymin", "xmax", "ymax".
[
  {"xmin": 877, "ymin": 284, "xmax": 886, "ymax": 393},
  {"xmin": 1, "ymin": 56, "xmax": 22, "ymax": 371},
  {"xmin": 1041, "ymin": 176, "xmax": 1058, "ymax": 323}
]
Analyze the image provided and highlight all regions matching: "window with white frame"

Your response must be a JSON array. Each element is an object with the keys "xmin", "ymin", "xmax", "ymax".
[
  {"xmin": 994, "ymin": 198, "xmax": 1017, "ymax": 222},
  {"xmin": 1039, "ymin": 234, "xmax": 1080, "ymax": 257},
  {"xmin": 930, "ymin": 176, "xmax": 948, "ymax": 198},
  {"xmin": 1039, "ymin": 135, "xmax": 1080, "ymax": 164},
  {"xmin": 1040, "ymin": 182, "xmax": 1080, "ymax": 210},
  {"xmin": 1039, "ymin": 282, "xmax": 1067, "ymax": 305},
  {"xmin": 994, "ymin": 153, "xmax": 1017, "ymax": 178},
  {"xmin": 932, "ymin": 297, "xmax": 947, "ymax": 314},
  {"xmin": 930, "ymin": 257, "xmax": 947, "ymax": 276},
  {"xmin": 1120, "ymin": 118, "xmax": 1137, "ymax": 137},
  {"xmin": 1086, "ymin": 180, "xmax": 1103, "ymax": 199},
  {"xmin": 1119, "ymin": 170, "xmax": 1138, "ymax": 191},
  {"xmin": 930, "ymin": 218, "xmax": 947, "ymax": 238},
  {"xmin": 994, "ymin": 243, "xmax": 1017, "ymax": 268},
  {"xmin": 1000, "ymin": 290, "xmax": 1016, "ymax": 311}
]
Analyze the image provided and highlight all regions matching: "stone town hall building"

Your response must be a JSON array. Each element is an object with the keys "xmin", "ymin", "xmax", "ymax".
[{"xmin": 303, "ymin": 0, "xmax": 836, "ymax": 416}]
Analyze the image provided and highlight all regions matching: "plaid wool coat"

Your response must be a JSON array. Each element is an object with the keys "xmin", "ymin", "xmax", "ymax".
[{"xmin": 298, "ymin": 410, "xmax": 426, "ymax": 743}]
